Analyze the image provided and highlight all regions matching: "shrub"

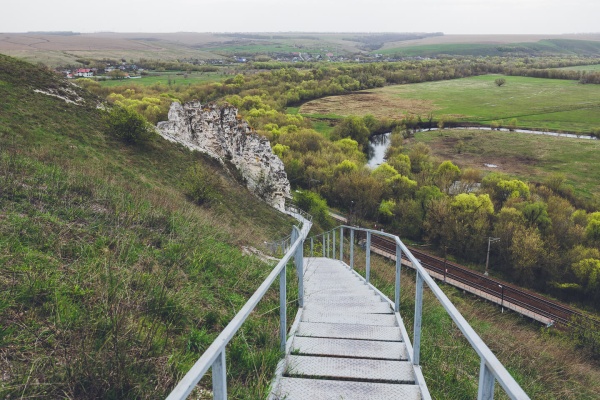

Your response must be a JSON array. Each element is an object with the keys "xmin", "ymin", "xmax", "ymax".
[
  {"xmin": 105, "ymin": 106, "xmax": 156, "ymax": 144},
  {"xmin": 182, "ymin": 164, "xmax": 221, "ymax": 205}
]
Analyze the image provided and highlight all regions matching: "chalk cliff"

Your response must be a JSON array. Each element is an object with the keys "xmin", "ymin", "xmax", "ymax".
[{"xmin": 157, "ymin": 102, "xmax": 290, "ymax": 210}]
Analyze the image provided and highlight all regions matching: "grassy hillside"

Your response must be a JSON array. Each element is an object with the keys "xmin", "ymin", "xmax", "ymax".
[
  {"xmin": 380, "ymin": 39, "xmax": 600, "ymax": 57},
  {"xmin": 0, "ymin": 55, "xmax": 296, "ymax": 398}
]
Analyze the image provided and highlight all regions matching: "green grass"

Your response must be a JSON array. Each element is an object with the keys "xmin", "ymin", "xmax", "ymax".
[
  {"xmin": 304, "ymin": 75, "xmax": 600, "ymax": 134},
  {"xmin": 384, "ymin": 75, "xmax": 600, "ymax": 133},
  {"xmin": 310, "ymin": 119, "xmax": 335, "ymax": 137},
  {"xmin": 0, "ymin": 54, "xmax": 297, "ymax": 398},
  {"xmin": 411, "ymin": 129, "xmax": 600, "ymax": 199},
  {"xmin": 99, "ymin": 71, "xmax": 225, "ymax": 87},
  {"xmin": 558, "ymin": 64, "xmax": 600, "ymax": 71}
]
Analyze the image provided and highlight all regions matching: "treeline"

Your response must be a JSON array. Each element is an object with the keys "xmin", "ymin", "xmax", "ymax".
[{"xmin": 505, "ymin": 67, "xmax": 600, "ymax": 84}]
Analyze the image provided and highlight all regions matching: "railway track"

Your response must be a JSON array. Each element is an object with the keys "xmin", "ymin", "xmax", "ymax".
[{"xmin": 361, "ymin": 233, "xmax": 600, "ymax": 330}]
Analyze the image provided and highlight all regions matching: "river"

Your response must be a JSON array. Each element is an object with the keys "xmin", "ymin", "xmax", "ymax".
[{"xmin": 366, "ymin": 128, "xmax": 597, "ymax": 168}]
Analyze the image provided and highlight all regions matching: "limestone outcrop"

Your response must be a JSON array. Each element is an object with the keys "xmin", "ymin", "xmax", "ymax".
[{"xmin": 157, "ymin": 101, "xmax": 291, "ymax": 210}]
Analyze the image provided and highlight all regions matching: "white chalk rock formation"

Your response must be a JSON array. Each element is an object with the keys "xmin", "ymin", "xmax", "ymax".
[{"xmin": 157, "ymin": 101, "xmax": 291, "ymax": 210}]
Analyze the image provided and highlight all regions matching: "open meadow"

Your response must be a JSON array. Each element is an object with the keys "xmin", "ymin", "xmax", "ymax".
[
  {"xmin": 409, "ymin": 129, "xmax": 600, "ymax": 199},
  {"xmin": 98, "ymin": 70, "xmax": 226, "ymax": 87},
  {"xmin": 300, "ymin": 75, "xmax": 600, "ymax": 133}
]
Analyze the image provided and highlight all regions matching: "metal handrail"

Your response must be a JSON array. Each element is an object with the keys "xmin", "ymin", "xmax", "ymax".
[
  {"xmin": 166, "ymin": 210, "xmax": 312, "ymax": 400},
  {"xmin": 309, "ymin": 225, "xmax": 530, "ymax": 400},
  {"xmin": 264, "ymin": 201, "xmax": 312, "ymax": 255}
]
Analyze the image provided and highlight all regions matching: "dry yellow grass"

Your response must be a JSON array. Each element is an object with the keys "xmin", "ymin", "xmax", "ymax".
[{"xmin": 299, "ymin": 91, "xmax": 436, "ymax": 119}]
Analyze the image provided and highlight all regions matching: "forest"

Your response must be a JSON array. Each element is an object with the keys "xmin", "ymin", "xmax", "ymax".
[{"xmin": 81, "ymin": 56, "xmax": 600, "ymax": 313}]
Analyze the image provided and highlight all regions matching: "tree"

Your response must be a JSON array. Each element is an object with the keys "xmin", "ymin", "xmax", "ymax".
[
  {"xmin": 105, "ymin": 106, "xmax": 156, "ymax": 144},
  {"xmin": 435, "ymin": 160, "xmax": 461, "ymax": 193},
  {"xmin": 332, "ymin": 116, "xmax": 370, "ymax": 149},
  {"xmin": 495, "ymin": 78, "xmax": 506, "ymax": 87}
]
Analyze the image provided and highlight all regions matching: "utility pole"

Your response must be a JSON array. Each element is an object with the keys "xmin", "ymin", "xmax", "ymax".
[{"xmin": 484, "ymin": 237, "xmax": 500, "ymax": 276}]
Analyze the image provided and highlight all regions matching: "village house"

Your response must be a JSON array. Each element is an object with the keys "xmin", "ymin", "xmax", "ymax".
[{"xmin": 74, "ymin": 68, "xmax": 93, "ymax": 77}]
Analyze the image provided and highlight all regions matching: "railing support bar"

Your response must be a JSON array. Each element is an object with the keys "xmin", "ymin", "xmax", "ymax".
[
  {"xmin": 413, "ymin": 271, "xmax": 423, "ymax": 365},
  {"xmin": 477, "ymin": 358, "xmax": 496, "ymax": 400},
  {"xmin": 333, "ymin": 229, "xmax": 336, "ymax": 259},
  {"xmin": 340, "ymin": 227, "xmax": 344, "ymax": 261},
  {"xmin": 294, "ymin": 226, "xmax": 304, "ymax": 308},
  {"xmin": 212, "ymin": 351, "xmax": 227, "ymax": 400},
  {"xmin": 366, "ymin": 231, "xmax": 371, "ymax": 283},
  {"xmin": 279, "ymin": 267, "xmax": 286, "ymax": 352},
  {"xmin": 350, "ymin": 229, "xmax": 354, "ymax": 269},
  {"xmin": 395, "ymin": 243, "xmax": 402, "ymax": 313},
  {"xmin": 322, "ymin": 234, "xmax": 325, "ymax": 257},
  {"xmin": 310, "ymin": 237, "xmax": 313, "ymax": 257}
]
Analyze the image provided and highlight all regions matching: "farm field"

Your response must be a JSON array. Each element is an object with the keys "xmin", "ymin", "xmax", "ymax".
[
  {"xmin": 408, "ymin": 129, "xmax": 600, "ymax": 199},
  {"xmin": 98, "ymin": 71, "xmax": 225, "ymax": 87},
  {"xmin": 558, "ymin": 64, "xmax": 600, "ymax": 71},
  {"xmin": 299, "ymin": 75, "xmax": 600, "ymax": 134}
]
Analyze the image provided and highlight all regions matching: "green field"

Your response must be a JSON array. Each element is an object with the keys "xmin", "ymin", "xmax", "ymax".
[
  {"xmin": 558, "ymin": 64, "xmax": 600, "ymax": 71},
  {"xmin": 99, "ymin": 71, "xmax": 225, "ymax": 87},
  {"xmin": 379, "ymin": 39, "xmax": 600, "ymax": 57},
  {"xmin": 300, "ymin": 75, "xmax": 600, "ymax": 133},
  {"xmin": 410, "ymin": 129, "xmax": 600, "ymax": 199}
]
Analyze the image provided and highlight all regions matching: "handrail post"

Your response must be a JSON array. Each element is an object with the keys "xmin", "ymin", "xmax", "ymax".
[
  {"xmin": 310, "ymin": 237, "xmax": 313, "ymax": 257},
  {"xmin": 366, "ymin": 231, "xmax": 371, "ymax": 283},
  {"xmin": 350, "ymin": 228, "xmax": 354, "ymax": 269},
  {"xmin": 395, "ymin": 243, "xmax": 402, "ymax": 313},
  {"xmin": 322, "ymin": 234, "xmax": 325, "ymax": 257},
  {"xmin": 339, "ymin": 227, "xmax": 344, "ymax": 262},
  {"xmin": 327, "ymin": 232, "xmax": 330, "ymax": 258},
  {"xmin": 477, "ymin": 358, "xmax": 496, "ymax": 400},
  {"xmin": 212, "ymin": 350, "xmax": 227, "ymax": 400},
  {"xmin": 294, "ymin": 226, "xmax": 304, "ymax": 308},
  {"xmin": 333, "ymin": 229, "xmax": 336, "ymax": 259},
  {"xmin": 413, "ymin": 271, "xmax": 423, "ymax": 365}
]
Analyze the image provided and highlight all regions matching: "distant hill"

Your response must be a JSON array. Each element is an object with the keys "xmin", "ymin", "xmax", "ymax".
[{"xmin": 3, "ymin": 32, "xmax": 600, "ymax": 67}]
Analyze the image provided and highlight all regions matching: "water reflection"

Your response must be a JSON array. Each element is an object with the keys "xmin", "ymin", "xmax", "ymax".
[{"xmin": 367, "ymin": 132, "xmax": 391, "ymax": 168}]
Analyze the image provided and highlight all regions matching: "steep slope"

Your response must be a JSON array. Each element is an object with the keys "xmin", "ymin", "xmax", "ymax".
[{"xmin": 0, "ymin": 55, "xmax": 295, "ymax": 398}]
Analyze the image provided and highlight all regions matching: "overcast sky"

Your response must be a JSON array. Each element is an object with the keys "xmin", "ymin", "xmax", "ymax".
[{"xmin": 3, "ymin": 0, "xmax": 599, "ymax": 34}]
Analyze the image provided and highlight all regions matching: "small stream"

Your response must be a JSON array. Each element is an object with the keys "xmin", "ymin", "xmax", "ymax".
[{"xmin": 366, "ymin": 128, "xmax": 597, "ymax": 168}]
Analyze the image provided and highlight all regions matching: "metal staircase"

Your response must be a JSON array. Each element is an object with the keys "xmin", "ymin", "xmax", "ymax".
[{"xmin": 166, "ymin": 213, "xmax": 530, "ymax": 400}]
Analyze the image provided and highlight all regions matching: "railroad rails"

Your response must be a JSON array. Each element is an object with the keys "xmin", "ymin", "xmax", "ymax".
[{"xmin": 364, "ymin": 234, "xmax": 600, "ymax": 330}]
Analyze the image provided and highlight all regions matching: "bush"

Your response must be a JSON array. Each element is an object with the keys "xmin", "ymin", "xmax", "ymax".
[
  {"xmin": 105, "ymin": 106, "xmax": 156, "ymax": 144},
  {"xmin": 294, "ymin": 190, "xmax": 333, "ymax": 229},
  {"xmin": 182, "ymin": 164, "xmax": 222, "ymax": 205}
]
